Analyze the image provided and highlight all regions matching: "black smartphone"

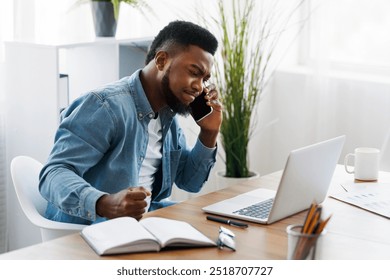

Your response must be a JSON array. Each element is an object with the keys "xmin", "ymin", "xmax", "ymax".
[{"xmin": 190, "ymin": 92, "xmax": 213, "ymax": 122}]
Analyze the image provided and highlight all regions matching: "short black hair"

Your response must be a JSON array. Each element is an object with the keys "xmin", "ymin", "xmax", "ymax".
[{"xmin": 145, "ymin": 20, "xmax": 218, "ymax": 64}]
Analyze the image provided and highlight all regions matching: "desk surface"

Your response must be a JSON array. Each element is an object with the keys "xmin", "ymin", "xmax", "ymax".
[{"xmin": 1, "ymin": 165, "xmax": 390, "ymax": 260}]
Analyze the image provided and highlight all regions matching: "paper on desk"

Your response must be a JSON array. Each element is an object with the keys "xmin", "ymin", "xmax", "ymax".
[{"xmin": 330, "ymin": 183, "xmax": 390, "ymax": 218}]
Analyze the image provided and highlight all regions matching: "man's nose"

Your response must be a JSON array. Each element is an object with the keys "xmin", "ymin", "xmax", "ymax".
[{"xmin": 192, "ymin": 79, "xmax": 203, "ymax": 95}]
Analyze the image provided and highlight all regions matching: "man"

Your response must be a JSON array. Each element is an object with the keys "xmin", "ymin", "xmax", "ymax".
[{"xmin": 39, "ymin": 20, "xmax": 222, "ymax": 225}]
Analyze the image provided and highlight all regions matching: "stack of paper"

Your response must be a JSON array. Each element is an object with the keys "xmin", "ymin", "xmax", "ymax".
[{"xmin": 330, "ymin": 183, "xmax": 390, "ymax": 218}]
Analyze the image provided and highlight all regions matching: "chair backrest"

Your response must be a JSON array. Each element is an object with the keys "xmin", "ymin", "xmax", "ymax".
[
  {"xmin": 10, "ymin": 156, "xmax": 85, "ymax": 242},
  {"xmin": 10, "ymin": 156, "xmax": 48, "ymax": 222}
]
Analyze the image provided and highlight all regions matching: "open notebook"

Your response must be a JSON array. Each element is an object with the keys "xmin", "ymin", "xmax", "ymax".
[{"xmin": 203, "ymin": 136, "xmax": 345, "ymax": 224}]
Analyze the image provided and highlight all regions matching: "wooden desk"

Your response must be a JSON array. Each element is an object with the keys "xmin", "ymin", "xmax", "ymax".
[{"xmin": 1, "ymin": 165, "xmax": 390, "ymax": 260}]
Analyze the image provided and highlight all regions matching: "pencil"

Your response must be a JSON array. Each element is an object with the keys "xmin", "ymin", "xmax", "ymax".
[
  {"xmin": 292, "ymin": 202, "xmax": 334, "ymax": 259},
  {"xmin": 302, "ymin": 201, "xmax": 317, "ymax": 233},
  {"xmin": 315, "ymin": 215, "xmax": 332, "ymax": 234},
  {"xmin": 307, "ymin": 207, "xmax": 322, "ymax": 234}
]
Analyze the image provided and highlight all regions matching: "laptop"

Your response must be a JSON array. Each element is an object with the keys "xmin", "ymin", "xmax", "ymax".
[{"xmin": 202, "ymin": 135, "xmax": 346, "ymax": 224}]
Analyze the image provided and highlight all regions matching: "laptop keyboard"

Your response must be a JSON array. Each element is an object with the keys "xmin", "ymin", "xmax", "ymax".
[{"xmin": 233, "ymin": 198, "xmax": 274, "ymax": 219}]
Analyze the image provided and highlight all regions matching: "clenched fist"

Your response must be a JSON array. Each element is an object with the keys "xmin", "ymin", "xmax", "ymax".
[{"xmin": 96, "ymin": 186, "xmax": 151, "ymax": 220}]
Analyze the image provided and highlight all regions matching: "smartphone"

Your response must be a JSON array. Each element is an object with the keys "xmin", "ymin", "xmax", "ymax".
[{"xmin": 190, "ymin": 92, "xmax": 213, "ymax": 122}]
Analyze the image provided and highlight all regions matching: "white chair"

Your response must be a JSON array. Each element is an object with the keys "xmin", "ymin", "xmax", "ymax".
[{"xmin": 10, "ymin": 156, "xmax": 85, "ymax": 242}]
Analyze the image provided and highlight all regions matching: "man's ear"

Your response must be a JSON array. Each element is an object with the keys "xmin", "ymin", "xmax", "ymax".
[{"xmin": 154, "ymin": 51, "xmax": 169, "ymax": 71}]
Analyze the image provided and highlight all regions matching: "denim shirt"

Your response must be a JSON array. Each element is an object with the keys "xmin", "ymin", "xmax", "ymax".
[{"xmin": 39, "ymin": 69, "xmax": 217, "ymax": 225}]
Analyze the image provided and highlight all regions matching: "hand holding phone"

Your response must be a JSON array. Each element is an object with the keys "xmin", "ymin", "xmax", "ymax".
[{"xmin": 190, "ymin": 91, "xmax": 213, "ymax": 122}]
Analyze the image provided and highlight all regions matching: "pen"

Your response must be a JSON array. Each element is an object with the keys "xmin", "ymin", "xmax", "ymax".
[
  {"xmin": 206, "ymin": 215, "xmax": 248, "ymax": 228},
  {"xmin": 340, "ymin": 184, "xmax": 349, "ymax": 192}
]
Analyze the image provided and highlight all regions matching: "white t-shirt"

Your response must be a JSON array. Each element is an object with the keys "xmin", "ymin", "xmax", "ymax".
[{"xmin": 138, "ymin": 114, "xmax": 162, "ymax": 210}]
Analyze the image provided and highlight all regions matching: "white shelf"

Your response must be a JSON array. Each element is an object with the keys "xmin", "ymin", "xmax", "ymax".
[{"xmin": 6, "ymin": 36, "xmax": 153, "ymax": 49}]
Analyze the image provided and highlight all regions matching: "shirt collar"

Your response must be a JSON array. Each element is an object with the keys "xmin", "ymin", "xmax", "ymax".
[
  {"xmin": 128, "ymin": 69, "xmax": 156, "ymax": 120},
  {"xmin": 128, "ymin": 69, "xmax": 175, "ymax": 121}
]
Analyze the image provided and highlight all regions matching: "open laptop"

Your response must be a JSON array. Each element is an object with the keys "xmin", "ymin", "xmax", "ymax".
[{"xmin": 202, "ymin": 135, "xmax": 345, "ymax": 224}]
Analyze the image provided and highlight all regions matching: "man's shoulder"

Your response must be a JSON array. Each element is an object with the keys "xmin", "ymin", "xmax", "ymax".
[
  {"xmin": 64, "ymin": 70, "xmax": 145, "ymax": 120},
  {"xmin": 90, "ymin": 76, "xmax": 132, "ymax": 101}
]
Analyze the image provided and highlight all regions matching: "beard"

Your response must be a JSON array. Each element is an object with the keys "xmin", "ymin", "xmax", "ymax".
[{"xmin": 161, "ymin": 67, "xmax": 191, "ymax": 117}]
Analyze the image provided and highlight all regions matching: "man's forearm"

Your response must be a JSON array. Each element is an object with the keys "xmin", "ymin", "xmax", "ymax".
[{"xmin": 198, "ymin": 129, "xmax": 219, "ymax": 148}]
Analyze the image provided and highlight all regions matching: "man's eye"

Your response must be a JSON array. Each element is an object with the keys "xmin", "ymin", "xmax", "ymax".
[{"xmin": 189, "ymin": 69, "xmax": 201, "ymax": 77}]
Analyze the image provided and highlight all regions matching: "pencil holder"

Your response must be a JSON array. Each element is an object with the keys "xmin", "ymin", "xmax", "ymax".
[{"xmin": 286, "ymin": 224, "xmax": 326, "ymax": 260}]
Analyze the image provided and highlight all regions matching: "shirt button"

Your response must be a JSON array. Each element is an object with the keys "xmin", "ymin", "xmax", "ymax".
[
  {"xmin": 148, "ymin": 113, "xmax": 154, "ymax": 119},
  {"xmin": 138, "ymin": 113, "xmax": 143, "ymax": 118}
]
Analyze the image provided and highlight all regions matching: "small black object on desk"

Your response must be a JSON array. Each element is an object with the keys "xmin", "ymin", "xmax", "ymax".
[{"xmin": 206, "ymin": 215, "xmax": 248, "ymax": 228}]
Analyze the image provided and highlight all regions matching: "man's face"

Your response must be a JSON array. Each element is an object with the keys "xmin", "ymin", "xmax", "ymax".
[
  {"xmin": 160, "ymin": 45, "xmax": 214, "ymax": 116},
  {"xmin": 161, "ymin": 66, "xmax": 190, "ymax": 116}
]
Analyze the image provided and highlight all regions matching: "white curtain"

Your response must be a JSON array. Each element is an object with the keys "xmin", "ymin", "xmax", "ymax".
[
  {"xmin": 0, "ymin": 0, "xmax": 13, "ymax": 255},
  {"xmin": 304, "ymin": 0, "xmax": 390, "ymax": 169},
  {"xmin": 0, "ymin": 113, "xmax": 6, "ymax": 254}
]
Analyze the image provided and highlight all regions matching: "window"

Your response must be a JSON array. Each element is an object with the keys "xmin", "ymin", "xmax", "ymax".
[
  {"xmin": 305, "ymin": 0, "xmax": 390, "ymax": 75},
  {"xmin": 0, "ymin": 0, "xmax": 14, "ymax": 62}
]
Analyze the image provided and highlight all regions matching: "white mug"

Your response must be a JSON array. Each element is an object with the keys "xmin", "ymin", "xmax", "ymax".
[{"xmin": 344, "ymin": 147, "xmax": 380, "ymax": 181}]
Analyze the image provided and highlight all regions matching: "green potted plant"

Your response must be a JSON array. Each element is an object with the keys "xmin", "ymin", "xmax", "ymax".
[
  {"xmin": 209, "ymin": 0, "xmax": 306, "ymax": 179},
  {"xmin": 75, "ymin": 0, "xmax": 150, "ymax": 37}
]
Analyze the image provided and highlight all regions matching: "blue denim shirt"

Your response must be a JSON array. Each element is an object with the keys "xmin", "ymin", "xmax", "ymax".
[{"xmin": 39, "ymin": 69, "xmax": 217, "ymax": 225}]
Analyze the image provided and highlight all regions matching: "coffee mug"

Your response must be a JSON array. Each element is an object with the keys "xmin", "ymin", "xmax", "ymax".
[{"xmin": 344, "ymin": 147, "xmax": 380, "ymax": 181}]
